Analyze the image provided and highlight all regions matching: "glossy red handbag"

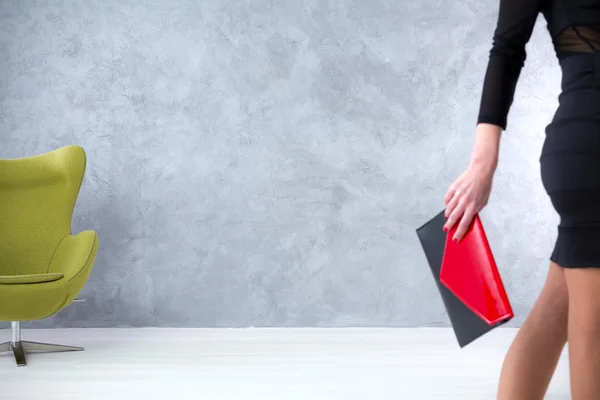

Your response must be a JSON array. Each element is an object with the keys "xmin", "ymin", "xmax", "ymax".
[
  {"xmin": 416, "ymin": 211, "xmax": 513, "ymax": 347},
  {"xmin": 440, "ymin": 213, "xmax": 513, "ymax": 326}
]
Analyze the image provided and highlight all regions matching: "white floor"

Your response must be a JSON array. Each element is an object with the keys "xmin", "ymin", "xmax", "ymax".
[{"xmin": 0, "ymin": 328, "xmax": 570, "ymax": 400}]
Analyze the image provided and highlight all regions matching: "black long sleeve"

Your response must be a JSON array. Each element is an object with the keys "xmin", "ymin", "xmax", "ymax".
[{"xmin": 477, "ymin": 0, "xmax": 543, "ymax": 130}]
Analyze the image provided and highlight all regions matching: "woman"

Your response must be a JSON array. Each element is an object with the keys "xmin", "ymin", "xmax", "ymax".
[{"xmin": 443, "ymin": 0, "xmax": 600, "ymax": 399}]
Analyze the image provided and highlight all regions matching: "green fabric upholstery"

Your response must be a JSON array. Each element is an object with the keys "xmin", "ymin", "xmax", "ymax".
[
  {"xmin": 0, "ymin": 145, "xmax": 98, "ymax": 321},
  {"xmin": 0, "ymin": 274, "xmax": 64, "ymax": 285}
]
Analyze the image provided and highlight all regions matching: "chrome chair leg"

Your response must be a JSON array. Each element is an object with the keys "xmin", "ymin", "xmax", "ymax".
[
  {"xmin": 1, "ymin": 322, "xmax": 84, "ymax": 366},
  {"xmin": 22, "ymin": 341, "xmax": 83, "ymax": 353},
  {"xmin": 12, "ymin": 321, "xmax": 20, "ymax": 343},
  {"xmin": 12, "ymin": 342, "xmax": 26, "ymax": 366}
]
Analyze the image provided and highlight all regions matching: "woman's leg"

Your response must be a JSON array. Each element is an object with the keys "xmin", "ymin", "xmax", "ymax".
[
  {"xmin": 497, "ymin": 261, "xmax": 569, "ymax": 400},
  {"xmin": 564, "ymin": 267, "xmax": 600, "ymax": 399}
]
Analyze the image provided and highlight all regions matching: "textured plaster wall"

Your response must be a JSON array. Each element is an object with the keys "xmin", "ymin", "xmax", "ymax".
[{"xmin": 0, "ymin": 0, "xmax": 560, "ymax": 328}]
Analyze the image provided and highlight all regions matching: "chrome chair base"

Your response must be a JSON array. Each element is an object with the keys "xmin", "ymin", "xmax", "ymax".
[
  {"xmin": 1, "ymin": 322, "xmax": 83, "ymax": 366},
  {"xmin": 0, "ymin": 341, "xmax": 83, "ymax": 366}
]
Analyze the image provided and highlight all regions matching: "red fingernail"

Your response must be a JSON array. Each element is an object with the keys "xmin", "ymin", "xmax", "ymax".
[{"xmin": 443, "ymin": 227, "xmax": 448, "ymax": 232}]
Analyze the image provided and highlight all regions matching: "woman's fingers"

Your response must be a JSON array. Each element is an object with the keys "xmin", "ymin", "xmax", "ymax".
[
  {"xmin": 443, "ymin": 166, "xmax": 492, "ymax": 238},
  {"xmin": 453, "ymin": 205, "xmax": 476, "ymax": 242},
  {"xmin": 444, "ymin": 176, "xmax": 462, "ymax": 205},
  {"xmin": 444, "ymin": 190, "xmax": 460, "ymax": 218},
  {"xmin": 444, "ymin": 198, "xmax": 465, "ymax": 232},
  {"xmin": 444, "ymin": 186, "xmax": 455, "ymax": 206}
]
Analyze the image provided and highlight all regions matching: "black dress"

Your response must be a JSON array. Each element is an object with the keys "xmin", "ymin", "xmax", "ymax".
[{"xmin": 481, "ymin": 0, "xmax": 600, "ymax": 268}]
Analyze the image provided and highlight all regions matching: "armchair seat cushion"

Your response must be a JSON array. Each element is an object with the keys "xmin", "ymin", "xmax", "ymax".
[{"xmin": 0, "ymin": 273, "xmax": 64, "ymax": 285}]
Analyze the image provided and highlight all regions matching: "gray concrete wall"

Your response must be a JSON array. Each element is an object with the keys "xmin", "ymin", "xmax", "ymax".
[{"xmin": 0, "ymin": 0, "xmax": 560, "ymax": 328}]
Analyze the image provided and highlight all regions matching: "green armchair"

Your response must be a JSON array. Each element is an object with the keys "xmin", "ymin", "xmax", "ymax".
[{"xmin": 0, "ymin": 145, "xmax": 99, "ymax": 366}]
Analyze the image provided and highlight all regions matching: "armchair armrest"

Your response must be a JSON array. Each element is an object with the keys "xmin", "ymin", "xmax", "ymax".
[
  {"xmin": 48, "ymin": 231, "xmax": 98, "ymax": 281},
  {"xmin": 0, "ymin": 273, "xmax": 64, "ymax": 285}
]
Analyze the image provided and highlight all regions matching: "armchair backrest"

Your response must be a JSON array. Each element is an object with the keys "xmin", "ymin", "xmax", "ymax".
[{"xmin": 0, "ymin": 146, "xmax": 87, "ymax": 275}]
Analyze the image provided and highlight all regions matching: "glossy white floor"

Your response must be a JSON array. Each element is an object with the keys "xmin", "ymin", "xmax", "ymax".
[{"xmin": 0, "ymin": 328, "xmax": 570, "ymax": 400}]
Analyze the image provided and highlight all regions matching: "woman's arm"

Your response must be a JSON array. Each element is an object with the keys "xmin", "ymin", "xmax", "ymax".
[
  {"xmin": 444, "ymin": 0, "xmax": 542, "ymax": 240},
  {"xmin": 471, "ymin": 123, "xmax": 502, "ymax": 173},
  {"xmin": 478, "ymin": 0, "xmax": 543, "ymax": 130}
]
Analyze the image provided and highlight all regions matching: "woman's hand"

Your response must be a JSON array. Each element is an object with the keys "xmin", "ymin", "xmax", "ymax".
[
  {"xmin": 443, "ymin": 123, "xmax": 502, "ymax": 241},
  {"xmin": 443, "ymin": 163, "xmax": 494, "ymax": 241}
]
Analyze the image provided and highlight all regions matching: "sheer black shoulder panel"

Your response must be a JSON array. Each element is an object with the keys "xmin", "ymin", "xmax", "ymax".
[
  {"xmin": 554, "ymin": 25, "xmax": 600, "ymax": 54},
  {"xmin": 477, "ymin": 0, "xmax": 600, "ymax": 131}
]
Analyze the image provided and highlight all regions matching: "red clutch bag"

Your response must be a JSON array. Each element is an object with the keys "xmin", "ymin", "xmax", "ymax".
[
  {"xmin": 441, "ymin": 214, "xmax": 513, "ymax": 326},
  {"xmin": 416, "ymin": 211, "xmax": 513, "ymax": 347}
]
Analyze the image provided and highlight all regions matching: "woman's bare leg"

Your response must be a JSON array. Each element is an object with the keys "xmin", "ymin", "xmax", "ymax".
[
  {"xmin": 564, "ymin": 267, "xmax": 600, "ymax": 399},
  {"xmin": 497, "ymin": 262, "xmax": 569, "ymax": 400}
]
